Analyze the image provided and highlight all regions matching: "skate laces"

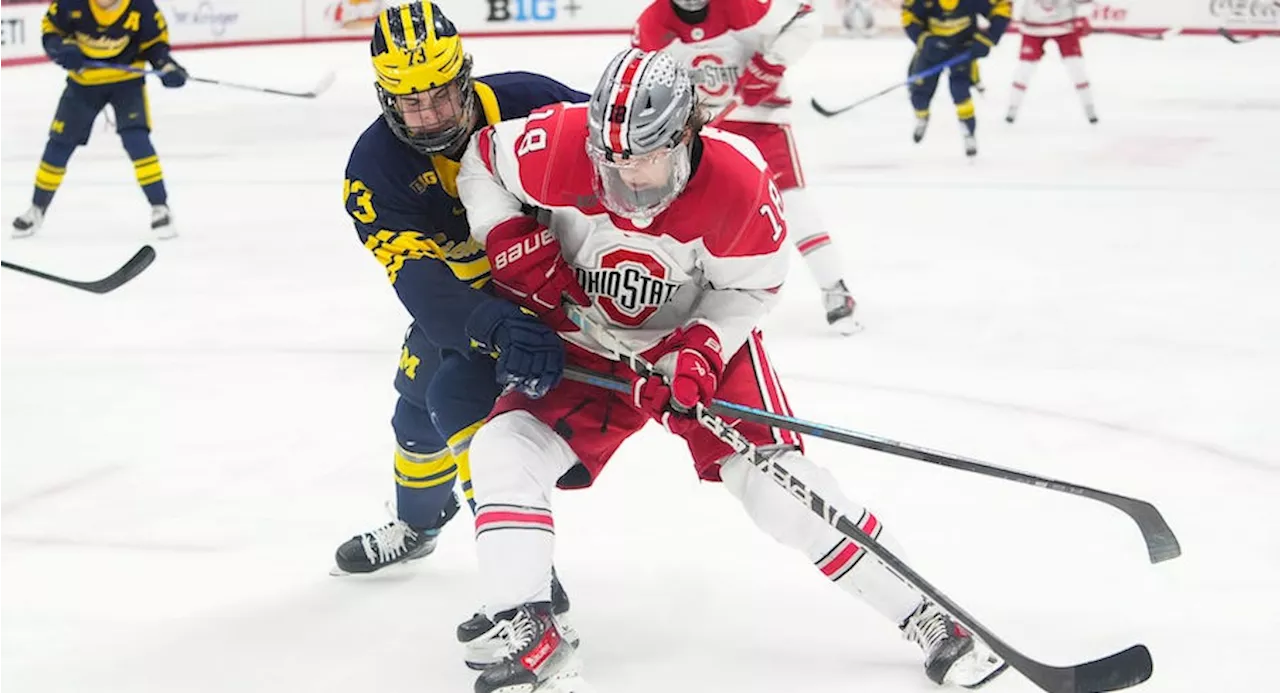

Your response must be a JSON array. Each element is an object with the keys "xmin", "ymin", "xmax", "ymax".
[
  {"xmin": 361, "ymin": 520, "xmax": 417, "ymax": 564},
  {"xmin": 903, "ymin": 603, "xmax": 953, "ymax": 654},
  {"xmin": 500, "ymin": 608, "xmax": 542, "ymax": 659}
]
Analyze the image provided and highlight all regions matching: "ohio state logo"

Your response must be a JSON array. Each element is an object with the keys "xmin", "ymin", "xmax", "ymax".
[
  {"xmin": 575, "ymin": 249, "xmax": 682, "ymax": 326},
  {"xmin": 689, "ymin": 54, "xmax": 739, "ymax": 98}
]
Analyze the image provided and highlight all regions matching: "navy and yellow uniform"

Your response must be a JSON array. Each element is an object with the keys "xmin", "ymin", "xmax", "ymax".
[
  {"xmin": 12, "ymin": 0, "xmax": 187, "ymax": 237},
  {"xmin": 902, "ymin": 0, "xmax": 1010, "ymax": 135},
  {"xmin": 344, "ymin": 54, "xmax": 585, "ymax": 533}
]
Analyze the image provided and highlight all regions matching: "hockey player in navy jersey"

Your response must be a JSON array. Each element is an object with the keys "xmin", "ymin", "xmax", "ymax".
[{"xmin": 12, "ymin": 0, "xmax": 187, "ymax": 239}]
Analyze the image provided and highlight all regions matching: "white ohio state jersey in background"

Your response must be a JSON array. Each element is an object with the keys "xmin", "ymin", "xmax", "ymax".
[
  {"xmin": 631, "ymin": 0, "xmax": 821, "ymax": 124},
  {"xmin": 457, "ymin": 103, "xmax": 791, "ymax": 360},
  {"xmin": 1019, "ymin": 0, "xmax": 1086, "ymax": 37}
]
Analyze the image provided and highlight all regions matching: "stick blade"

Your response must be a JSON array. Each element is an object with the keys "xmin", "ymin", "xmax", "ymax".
[
  {"xmin": 1111, "ymin": 496, "xmax": 1181, "ymax": 563},
  {"xmin": 1072, "ymin": 645, "xmax": 1154, "ymax": 693},
  {"xmin": 1015, "ymin": 644, "xmax": 1152, "ymax": 693},
  {"xmin": 307, "ymin": 71, "xmax": 336, "ymax": 98},
  {"xmin": 809, "ymin": 97, "xmax": 844, "ymax": 117},
  {"xmin": 86, "ymin": 245, "xmax": 156, "ymax": 293}
]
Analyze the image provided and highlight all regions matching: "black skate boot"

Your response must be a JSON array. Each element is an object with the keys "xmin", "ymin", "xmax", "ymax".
[
  {"xmin": 474, "ymin": 602, "xmax": 585, "ymax": 693},
  {"xmin": 459, "ymin": 570, "xmax": 577, "ymax": 670},
  {"xmin": 330, "ymin": 493, "xmax": 460, "ymax": 575},
  {"xmin": 901, "ymin": 601, "xmax": 1007, "ymax": 688},
  {"xmin": 822, "ymin": 280, "xmax": 862, "ymax": 335}
]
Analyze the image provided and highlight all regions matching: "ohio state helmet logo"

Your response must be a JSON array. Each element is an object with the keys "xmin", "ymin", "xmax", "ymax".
[
  {"xmin": 575, "ymin": 249, "xmax": 682, "ymax": 326},
  {"xmin": 689, "ymin": 54, "xmax": 739, "ymax": 98}
]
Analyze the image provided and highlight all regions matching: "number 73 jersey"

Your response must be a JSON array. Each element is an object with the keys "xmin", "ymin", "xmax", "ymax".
[{"xmin": 458, "ymin": 103, "xmax": 792, "ymax": 360}]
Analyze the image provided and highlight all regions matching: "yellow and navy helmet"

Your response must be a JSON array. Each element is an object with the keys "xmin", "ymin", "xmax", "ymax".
[{"xmin": 370, "ymin": 2, "xmax": 476, "ymax": 156}]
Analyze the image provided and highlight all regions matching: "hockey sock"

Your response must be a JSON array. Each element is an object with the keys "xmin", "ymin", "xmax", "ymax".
[
  {"xmin": 956, "ymin": 99, "xmax": 977, "ymax": 135},
  {"xmin": 1009, "ymin": 59, "xmax": 1038, "ymax": 112},
  {"xmin": 471, "ymin": 411, "xmax": 571, "ymax": 615},
  {"xmin": 782, "ymin": 188, "xmax": 845, "ymax": 290},
  {"xmin": 120, "ymin": 129, "xmax": 167, "ymax": 206},
  {"xmin": 721, "ymin": 450, "xmax": 923, "ymax": 625},
  {"xmin": 448, "ymin": 421, "xmax": 484, "ymax": 514},
  {"xmin": 393, "ymin": 443, "xmax": 460, "ymax": 529},
  {"xmin": 32, "ymin": 139, "xmax": 76, "ymax": 210},
  {"xmin": 1063, "ymin": 56, "xmax": 1095, "ymax": 112}
]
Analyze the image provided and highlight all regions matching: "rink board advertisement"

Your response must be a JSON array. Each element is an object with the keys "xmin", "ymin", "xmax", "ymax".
[{"xmin": 3, "ymin": 0, "xmax": 1278, "ymax": 65}]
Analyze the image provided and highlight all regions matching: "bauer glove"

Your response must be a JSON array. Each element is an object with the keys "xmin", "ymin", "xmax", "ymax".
[{"xmin": 485, "ymin": 216, "xmax": 588, "ymax": 333}]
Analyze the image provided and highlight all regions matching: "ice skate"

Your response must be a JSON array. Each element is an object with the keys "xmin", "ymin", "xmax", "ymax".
[
  {"xmin": 473, "ymin": 602, "xmax": 588, "ymax": 693},
  {"xmin": 912, "ymin": 115, "xmax": 930, "ymax": 143},
  {"xmin": 151, "ymin": 204, "xmax": 177, "ymax": 240},
  {"xmin": 1085, "ymin": 104, "xmax": 1098, "ymax": 124},
  {"xmin": 963, "ymin": 133, "xmax": 978, "ymax": 158},
  {"xmin": 822, "ymin": 280, "xmax": 862, "ymax": 335},
  {"xmin": 1004, "ymin": 105, "xmax": 1018, "ymax": 124},
  {"xmin": 330, "ymin": 494, "xmax": 459, "ymax": 575},
  {"xmin": 11, "ymin": 205, "xmax": 45, "ymax": 238},
  {"xmin": 901, "ymin": 601, "xmax": 1008, "ymax": 688},
  {"xmin": 460, "ymin": 571, "xmax": 577, "ymax": 671}
]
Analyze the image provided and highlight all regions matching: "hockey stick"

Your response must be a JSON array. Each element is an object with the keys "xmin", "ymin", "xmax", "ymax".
[
  {"xmin": 811, "ymin": 52, "xmax": 973, "ymax": 118},
  {"xmin": 560, "ymin": 311, "xmax": 1178, "ymax": 565},
  {"xmin": 561, "ymin": 310, "xmax": 1154, "ymax": 693},
  {"xmin": 1218, "ymin": 27, "xmax": 1260, "ymax": 44},
  {"xmin": 1094, "ymin": 27, "xmax": 1180, "ymax": 41},
  {"xmin": 83, "ymin": 61, "xmax": 336, "ymax": 99},
  {"xmin": 1, "ymin": 245, "xmax": 155, "ymax": 294}
]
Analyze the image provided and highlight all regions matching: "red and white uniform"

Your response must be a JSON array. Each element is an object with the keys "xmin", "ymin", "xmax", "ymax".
[
  {"xmin": 633, "ymin": 1, "xmax": 856, "ymax": 330},
  {"xmin": 1017, "ymin": 0, "xmax": 1090, "ymax": 59},
  {"xmin": 463, "ymin": 102, "xmax": 789, "ymax": 364},
  {"xmin": 457, "ymin": 102, "xmax": 921, "ymax": 630}
]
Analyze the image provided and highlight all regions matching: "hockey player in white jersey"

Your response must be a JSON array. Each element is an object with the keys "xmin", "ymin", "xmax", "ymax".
[
  {"xmin": 1007, "ymin": 0, "xmax": 1098, "ymax": 124},
  {"xmin": 632, "ymin": 0, "xmax": 862, "ymax": 335},
  {"xmin": 453, "ymin": 47, "xmax": 1007, "ymax": 693}
]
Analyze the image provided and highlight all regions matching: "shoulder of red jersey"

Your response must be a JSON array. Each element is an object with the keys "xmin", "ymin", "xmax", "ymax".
[
  {"xmin": 477, "ymin": 102, "xmax": 597, "ymax": 211},
  {"xmin": 632, "ymin": 1, "xmax": 680, "ymax": 50},
  {"xmin": 681, "ymin": 128, "xmax": 784, "ymax": 258},
  {"xmin": 724, "ymin": 0, "xmax": 775, "ymax": 31}
]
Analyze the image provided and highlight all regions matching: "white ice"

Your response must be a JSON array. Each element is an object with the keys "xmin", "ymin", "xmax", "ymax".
[{"xmin": 3, "ymin": 34, "xmax": 1279, "ymax": 693}]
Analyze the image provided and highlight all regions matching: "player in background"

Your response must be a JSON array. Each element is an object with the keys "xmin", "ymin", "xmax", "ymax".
[
  {"xmin": 454, "ymin": 48, "xmax": 1008, "ymax": 693},
  {"xmin": 11, "ymin": 0, "xmax": 186, "ymax": 239},
  {"xmin": 1006, "ymin": 0, "xmax": 1097, "ymax": 124},
  {"xmin": 632, "ymin": 0, "xmax": 861, "ymax": 335},
  {"xmin": 902, "ymin": 0, "xmax": 1011, "ymax": 156},
  {"xmin": 333, "ymin": 2, "xmax": 584, "ymax": 626}
]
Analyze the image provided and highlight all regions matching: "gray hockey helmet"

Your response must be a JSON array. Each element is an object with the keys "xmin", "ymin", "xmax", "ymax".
[
  {"xmin": 586, "ymin": 48, "xmax": 696, "ymax": 221},
  {"xmin": 672, "ymin": 0, "xmax": 710, "ymax": 12}
]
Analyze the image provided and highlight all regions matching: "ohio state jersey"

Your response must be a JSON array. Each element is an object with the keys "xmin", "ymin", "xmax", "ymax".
[
  {"xmin": 1019, "ymin": 0, "xmax": 1085, "ymax": 37},
  {"xmin": 457, "ymin": 102, "xmax": 790, "ymax": 360},
  {"xmin": 631, "ymin": 0, "xmax": 820, "ymax": 124}
]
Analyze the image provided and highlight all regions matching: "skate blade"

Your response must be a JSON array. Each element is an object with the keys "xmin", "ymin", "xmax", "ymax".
[
  {"xmin": 947, "ymin": 648, "xmax": 1008, "ymax": 689},
  {"xmin": 830, "ymin": 316, "xmax": 864, "ymax": 336}
]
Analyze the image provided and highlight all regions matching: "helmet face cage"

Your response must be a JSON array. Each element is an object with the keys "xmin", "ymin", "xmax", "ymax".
[
  {"xmin": 586, "ymin": 49, "xmax": 695, "ymax": 221},
  {"xmin": 672, "ymin": 0, "xmax": 710, "ymax": 12},
  {"xmin": 378, "ymin": 54, "xmax": 476, "ymax": 156}
]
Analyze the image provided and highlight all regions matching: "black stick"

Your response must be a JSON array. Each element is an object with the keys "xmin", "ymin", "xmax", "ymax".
[
  {"xmin": 564, "ymin": 365, "xmax": 1180, "ymax": 565},
  {"xmin": 1218, "ymin": 27, "xmax": 1260, "ymax": 44},
  {"xmin": 562, "ymin": 362, "xmax": 1156, "ymax": 693},
  {"xmin": 2, "ymin": 245, "xmax": 155, "ymax": 294}
]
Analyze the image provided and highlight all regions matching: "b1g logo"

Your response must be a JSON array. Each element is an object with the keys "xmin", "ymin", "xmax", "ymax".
[
  {"xmin": 689, "ymin": 54, "xmax": 740, "ymax": 98},
  {"xmin": 575, "ymin": 249, "xmax": 682, "ymax": 326},
  {"xmin": 486, "ymin": 0, "xmax": 582, "ymax": 22}
]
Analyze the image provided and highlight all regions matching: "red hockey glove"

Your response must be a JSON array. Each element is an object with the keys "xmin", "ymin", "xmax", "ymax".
[
  {"xmin": 1073, "ymin": 17, "xmax": 1093, "ymax": 37},
  {"xmin": 632, "ymin": 324, "xmax": 725, "ymax": 432},
  {"xmin": 485, "ymin": 216, "xmax": 588, "ymax": 332},
  {"xmin": 734, "ymin": 53, "xmax": 789, "ymax": 108}
]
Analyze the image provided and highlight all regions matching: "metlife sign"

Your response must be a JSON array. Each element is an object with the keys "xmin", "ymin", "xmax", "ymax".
[{"xmin": 485, "ymin": 0, "xmax": 586, "ymax": 23}]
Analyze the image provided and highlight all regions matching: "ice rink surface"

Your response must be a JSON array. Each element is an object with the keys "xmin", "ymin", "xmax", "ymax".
[{"xmin": 3, "ymin": 33, "xmax": 1279, "ymax": 693}]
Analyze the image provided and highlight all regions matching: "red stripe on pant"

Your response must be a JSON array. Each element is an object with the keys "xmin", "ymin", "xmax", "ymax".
[
  {"xmin": 475, "ymin": 509, "xmax": 555, "ymax": 533},
  {"xmin": 796, "ymin": 233, "xmax": 831, "ymax": 256}
]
